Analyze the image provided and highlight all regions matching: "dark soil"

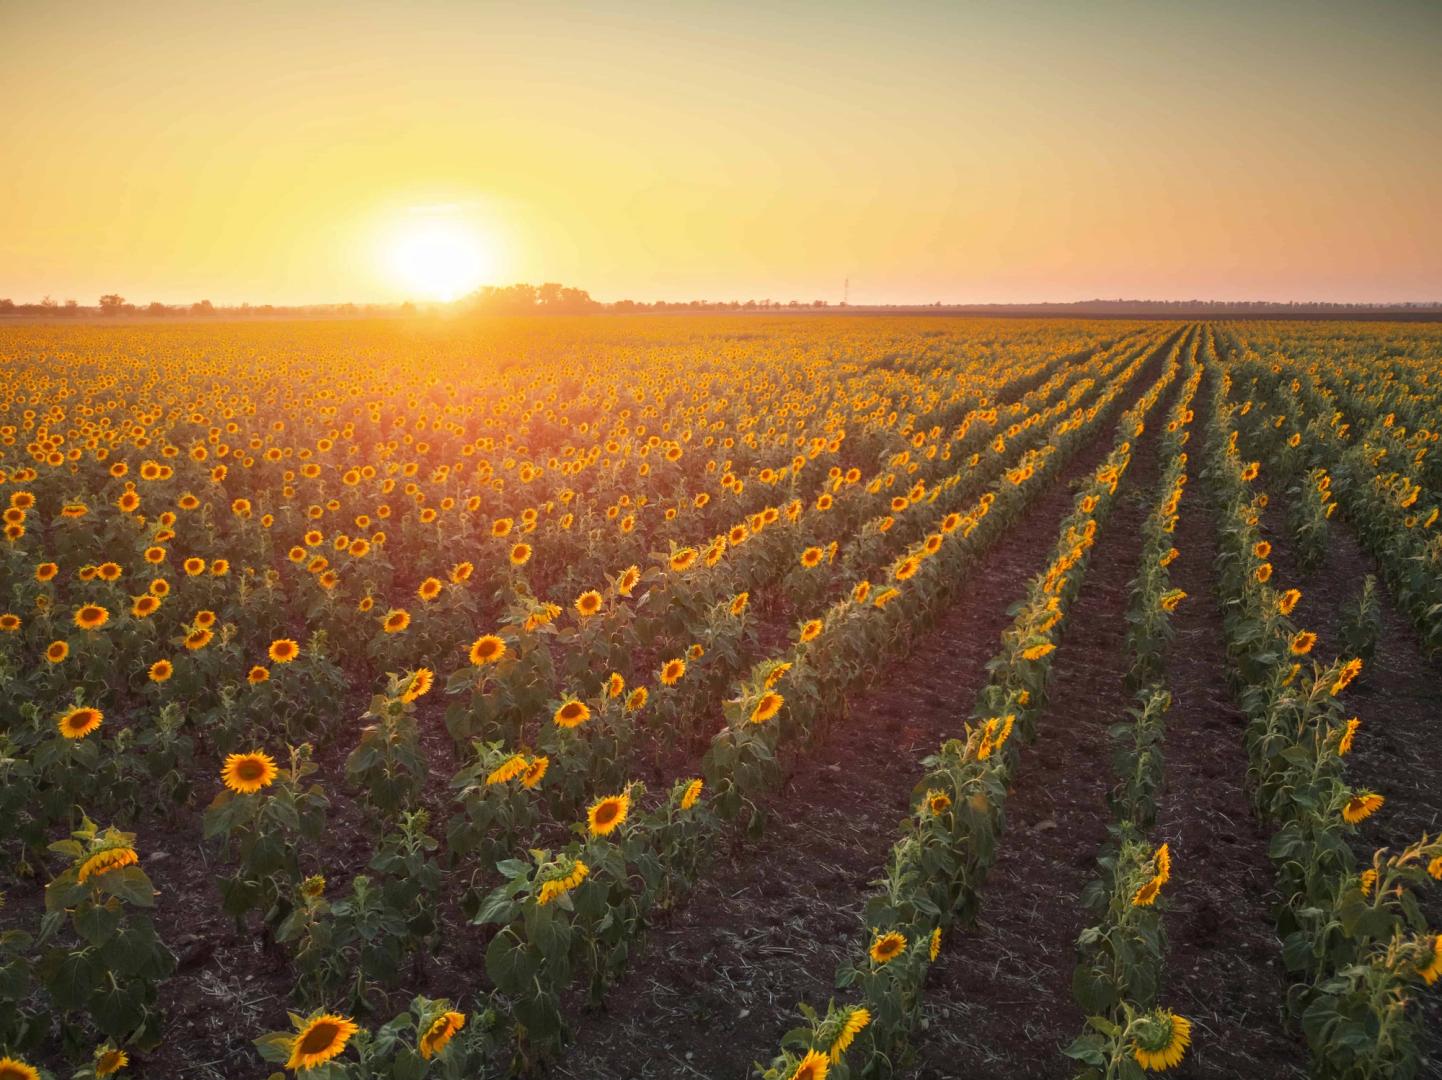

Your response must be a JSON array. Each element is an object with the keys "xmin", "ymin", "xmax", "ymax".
[
  {"xmin": 908, "ymin": 352, "xmax": 1178, "ymax": 1079},
  {"xmin": 552, "ymin": 348, "xmax": 1174, "ymax": 1080}
]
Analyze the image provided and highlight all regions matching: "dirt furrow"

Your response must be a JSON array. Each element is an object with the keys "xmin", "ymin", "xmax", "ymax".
[
  {"xmin": 554, "ymin": 346, "xmax": 1174, "ymax": 1080},
  {"xmin": 907, "ymin": 349, "xmax": 1178, "ymax": 1080}
]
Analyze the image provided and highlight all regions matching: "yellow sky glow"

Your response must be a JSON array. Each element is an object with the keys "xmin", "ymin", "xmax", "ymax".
[{"xmin": 2, "ymin": 0, "xmax": 1439, "ymax": 305}]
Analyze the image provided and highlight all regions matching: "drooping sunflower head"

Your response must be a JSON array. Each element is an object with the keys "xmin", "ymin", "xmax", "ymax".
[
  {"xmin": 284, "ymin": 1014, "xmax": 360, "ymax": 1072},
  {"xmin": 418, "ymin": 1009, "xmax": 467, "ymax": 1060},
  {"xmin": 58, "ymin": 705, "xmax": 103, "ymax": 740},
  {"xmin": 828, "ymin": 1005, "xmax": 872, "ymax": 1063},
  {"xmin": 680, "ymin": 778, "xmax": 703, "ymax": 810},
  {"xmin": 669, "ymin": 547, "xmax": 698, "ymax": 572},
  {"xmin": 402, "ymin": 668, "xmax": 434, "ymax": 702},
  {"xmin": 1131, "ymin": 1009, "xmax": 1191, "ymax": 1071},
  {"xmin": 1341, "ymin": 791, "xmax": 1385, "ymax": 824},
  {"xmin": 77, "ymin": 843, "xmax": 139, "ymax": 884},
  {"xmin": 1331, "ymin": 657, "xmax": 1363, "ymax": 695},
  {"xmin": 184, "ymin": 627, "xmax": 213, "ymax": 651},
  {"xmin": 221, "ymin": 751, "xmax": 279, "ymax": 795},
  {"xmin": 587, "ymin": 791, "xmax": 631, "ymax": 836}
]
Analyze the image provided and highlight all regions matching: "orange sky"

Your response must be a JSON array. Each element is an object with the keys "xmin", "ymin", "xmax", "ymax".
[{"xmin": 2, "ymin": 0, "xmax": 1440, "ymax": 305}]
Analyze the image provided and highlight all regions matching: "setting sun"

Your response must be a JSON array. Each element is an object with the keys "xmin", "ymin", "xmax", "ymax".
[{"xmin": 386, "ymin": 218, "xmax": 491, "ymax": 301}]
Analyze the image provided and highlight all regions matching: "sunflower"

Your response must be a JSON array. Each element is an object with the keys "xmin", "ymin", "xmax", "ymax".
[
  {"xmin": 868, "ymin": 930, "xmax": 906, "ymax": 965},
  {"xmin": 382, "ymin": 609, "xmax": 411, "ymax": 633},
  {"xmin": 789, "ymin": 1049, "xmax": 828, "ymax": 1080},
  {"xmin": 45, "ymin": 639, "xmax": 69, "ymax": 664},
  {"xmin": 94, "ymin": 1044, "xmax": 129, "ymax": 1077},
  {"xmin": 77, "ymin": 845, "xmax": 138, "ymax": 883},
  {"xmin": 58, "ymin": 705, "xmax": 103, "ymax": 739},
  {"xmin": 537, "ymin": 859, "xmax": 589, "ymax": 905},
  {"xmin": 575, "ymin": 590, "xmax": 604, "ymax": 617},
  {"xmin": 507, "ymin": 542, "xmax": 532, "ymax": 567},
  {"xmin": 0, "ymin": 1057, "xmax": 40, "ymax": 1080},
  {"xmin": 852, "ymin": 580, "xmax": 872, "ymax": 604},
  {"xmin": 74, "ymin": 604, "xmax": 110, "ymax": 631},
  {"xmin": 419, "ymin": 1010, "xmax": 467, "ymax": 1060},
  {"xmin": 486, "ymin": 754, "xmax": 528, "ymax": 785},
  {"xmin": 268, "ymin": 638, "xmax": 300, "ymax": 664},
  {"xmin": 617, "ymin": 565, "xmax": 641, "ymax": 596},
  {"xmin": 930, "ymin": 927, "xmax": 942, "ymax": 961},
  {"xmin": 587, "ymin": 791, "xmax": 631, "ymax": 836},
  {"xmin": 1132, "ymin": 877, "xmax": 1162, "ymax": 907},
  {"xmin": 1419, "ymin": 935, "xmax": 1442, "ymax": 986},
  {"xmin": 469, "ymin": 634, "xmax": 507, "ymax": 665},
  {"xmin": 183, "ymin": 556, "xmax": 206, "ymax": 576},
  {"xmin": 1154, "ymin": 843, "xmax": 1171, "ymax": 885},
  {"xmin": 35, "ymin": 561, "xmax": 59, "ymax": 582},
  {"xmin": 248, "ymin": 665, "xmax": 270, "ymax": 684},
  {"xmin": 925, "ymin": 789, "xmax": 952, "ymax": 815},
  {"xmin": 417, "ymin": 576, "xmax": 443, "ymax": 602},
  {"xmin": 1277, "ymin": 588, "xmax": 1302, "ymax": 615},
  {"xmin": 1428, "ymin": 855, "xmax": 1442, "ymax": 881},
  {"xmin": 750, "ymin": 691, "xmax": 784, "ymax": 724},
  {"xmin": 669, "ymin": 547, "xmax": 698, "ymax": 572},
  {"xmin": 730, "ymin": 592, "xmax": 749, "ymax": 616},
  {"xmin": 402, "ymin": 668, "xmax": 434, "ymax": 702},
  {"xmin": 1253, "ymin": 540, "xmax": 1272, "ymax": 559},
  {"xmin": 1341, "ymin": 792, "xmax": 1385, "ymax": 824},
  {"xmin": 681, "ymin": 778, "xmax": 703, "ymax": 810},
  {"xmin": 1132, "ymin": 1010, "xmax": 1191, "ymax": 1071},
  {"xmin": 800, "ymin": 546, "xmax": 824, "ymax": 569},
  {"xmin": 284, "ymin": 1014, "xmax": 360, "ymax": 1071},
  {"xmin": 1331, "ymin": 658, "xmax": 1363, "ymax": 695},
  {"xmin": 1159, "ymin": 589, "xmax": 1187, "ymax": 613},
  {"xmin": 1336, "ymin": 716, "xmax": 1361, "ymax": 756},
  {"xmin": 184, "ymin": 627, "xmax": 213, "ymax": 651},
  {"xmin": 799, "ymin": 619, "xmax": 823, "ymax": 643},
  {"xmin": 660, "ymin": 658, "xmax": 686, "ymax": 686},
  {"xmin": 491, "ymin": 517, "xmax": 513, "ymax": 537},
  {"xmin": 148, "ymin": 658, "xmax": 173, "ymax": 682},
  {"xmin": 829, "ymin": 1006, "xmax": 871, "ymax": 1062},
  {"xmin": 554, "ymin": 699, "xmax": 591, "ymax": 728},
  {"xmin": 1254, "ymin": 562, "xmax": 1273, "ymax": 583},
  {"xmin": 522, "ymin": 756, "xmax": 549, "ymax": 789},
  {"xmin": 97, "ymin": 562, "xmax": 123, "ymax": 582},
  {"xmin": 1286, "ymin": 630, "xmax": 1316, "ymax": 656},
  {"xmin": 626, "ymin": 686, "xmax": 649, "ymax": 712},
  {"xmin": 606, "ymin": 672, "xmax": 625, "ymax": 699},
  {"xmin": 222, "ymin": 751, "xmax": 279, "ymax": 794},
  {"xmin": 1021, "ymin": 642, "xmax": 1055, "ymax": 661},
  {"xmin": 893, "ymin": 555, "xmax": 920, "ymax": 581}
]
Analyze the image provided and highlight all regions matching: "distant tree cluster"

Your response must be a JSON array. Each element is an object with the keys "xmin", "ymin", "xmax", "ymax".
[{"xmin": 465, "ymin": 283, "xmax": 599, "ymax": 313}]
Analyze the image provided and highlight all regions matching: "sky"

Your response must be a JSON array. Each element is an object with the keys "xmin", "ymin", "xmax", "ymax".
[{"xmin": 2, "ymin": 0, "xmax": 1440, "ymax": 306}]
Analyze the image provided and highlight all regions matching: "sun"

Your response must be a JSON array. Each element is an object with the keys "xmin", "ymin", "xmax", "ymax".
[{"xmin": 386, "ymin": 218, "xmax": 490, "ymax": 301}]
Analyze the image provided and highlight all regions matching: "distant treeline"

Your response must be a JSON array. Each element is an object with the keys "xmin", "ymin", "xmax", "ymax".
[{"xmin": 3, "ymin": 291, "xmax": 1439, "ymax": 319}]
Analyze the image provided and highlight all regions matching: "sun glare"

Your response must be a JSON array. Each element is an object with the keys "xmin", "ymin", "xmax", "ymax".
[{"xmin": 387, "ymin": 219, "xmax": 490, "ymax": 301}]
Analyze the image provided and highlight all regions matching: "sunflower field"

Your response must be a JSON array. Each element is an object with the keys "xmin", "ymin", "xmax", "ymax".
[{"xmin": 1, "ymin": 316, "xmax": 1440, "ymax": 1080}]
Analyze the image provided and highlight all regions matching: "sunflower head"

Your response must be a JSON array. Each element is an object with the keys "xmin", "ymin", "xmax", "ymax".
[
  {"xmin": 554, "ymin": 699, "xmax": 591, "ymax": 729},
  {"xmin": 587, "ymin": 791, "xmax": 631, "ymax": 836},
  {"xmin": 1131, "ymin": 1009, "xmax": 1192, "ymax": 1071},
  {"xmin": 221, "ymin": 751, "xmax": 279, "ymax": 795},
  {"xmin": 58, "ymin": 705, "xmax": 103, "ymax": 740},
  {"xmin": 868, "ymin": 930, "xmax": 907, "ymax": 965},
  {"xmin": 284, "ymin": 1013, "xmax": 360, "ymax": 1072}
]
